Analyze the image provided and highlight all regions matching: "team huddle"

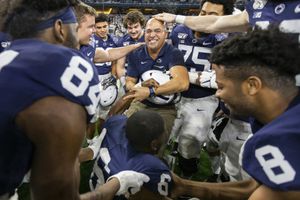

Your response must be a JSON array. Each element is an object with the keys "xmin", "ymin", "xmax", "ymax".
[{"xmin": 0, "ymin": 0, "xmax": 300, "ymax": 200}]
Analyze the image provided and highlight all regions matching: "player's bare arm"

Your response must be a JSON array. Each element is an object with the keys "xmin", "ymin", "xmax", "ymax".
[
  {"xmin": 154, "ymin": 65, "xmax": 189, "ymax": 95},
  {"xmin": 129, "ymin": 187, "xmax": 171, "ymax": 200},
  {"xmin": 170, "ymin": 172, "xmax": 259, "ymax": 200},
  {"xmin": 125, "ymin": 76, "xmax": 138, "ymax": 91},
  {"xmin": 94, "ymin": 42, "xmax": 144, "ymax": 63},
  {"xmin": 16, "ymin": 96, "xmax": 88, "ymax": 200},
  {"xmin": 249, "ymin": 185, "xmax": 300, "ymax": 200},
  {"xmin": 154, "ymin": 10, "xmax": 249, "ymax": 33},
  {"xmin": 115, "ymin": 57, "xmax": 127, "ymax": 79}
]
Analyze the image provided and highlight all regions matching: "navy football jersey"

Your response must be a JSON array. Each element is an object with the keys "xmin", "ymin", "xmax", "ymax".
[
  {"xmin": 170, "ymin": 25, "xmax": 227, "ymax": 98},
  {"xmin": 91, "ymin": 115, "xmax": 173, "ymax": 196},
  {"xmin": 80, "ymin": 35, "xmax": 97, "ymax": 62},
  {"xmin": 117, "ymin": 34, "xmax": 145, "ymax": 69},
  {"xmin": 127, "ymin": 43, "xmax": 184, "ymax": 80},
  {"xmin": 246, "ymin": 0, "xmax": 300, "ymax": 35},
  {"xmin": 0, "ymin": 39, "xmax": 100, "ymax": 195},
  {"xmin": 0, "ymin": 32, "xmax": 11, "ymax": 53},
  {"xmin": 94, "ymin": 34, "xmax": 118, "ymax": 75},
  {"xmin": 117, "ymin": 33, "xmax": 144, "ymax": 47},
  {"xmin": 242, "ymin": 90, "xmax": 300, "ymax": 190}
]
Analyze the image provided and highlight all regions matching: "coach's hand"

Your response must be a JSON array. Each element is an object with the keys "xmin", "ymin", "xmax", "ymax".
[
  {"xmin": 123, "ymin": 86, "xmax": 150, "ymax": 102},
  {"xmin": 141, "ymin": 78, "xmax": 159, "ymax": 88}
]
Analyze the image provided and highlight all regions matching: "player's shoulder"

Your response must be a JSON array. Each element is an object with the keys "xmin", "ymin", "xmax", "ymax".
[
  {"xmin": 130, "ymin": 153, "xmax": 170, "ymax": 173},
  {"xmin": 128, "ymin": 43, "xmax": 145, "ymax": 58},
  {"xmin": 117, "ymin": 34, "xmax": 131, "ymax": 46},
  {"xmin": 164, "ymin": 43, "xmax": 183, "ymax": 55},
  {"xmin": 11, "ymin": 39, "xmax": 82, "ymax": 62},
  {"xmin": 108, "ymin": 34, "xmax": 119, "ymax": 45},
  {"xmin": 105, "ymin": 114, "xmax": 127, "ymax": 127}
]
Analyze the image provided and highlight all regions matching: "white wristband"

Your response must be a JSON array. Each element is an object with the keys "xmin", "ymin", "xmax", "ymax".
[
  {"xmin": 188, "ymin": 72, "xmax": 198, "ymax": 84},
  {"xmin": 175, "ymin": 15, "xmax": 186, "ymax": 24}
]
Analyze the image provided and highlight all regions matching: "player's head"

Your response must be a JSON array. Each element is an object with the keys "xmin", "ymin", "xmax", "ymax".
[
  {"xmin": 4, "ymin": 0, "xmax": 80, "ymax": 49},
  {"xmin": 0, "ymin": 0, "xmax": 23, "ymax": 31},
  {"xmin": 211, "ymin": 27, "xmax": 300, "ymax": 118},
  {"xmin": 123, "ymin": 10, "xmax": 145, "ymax": 40},
  {"xmin": 199, "ymin": 0, "xmax": 234, "ymax": 16},
  {"xmin": 73, "ymin": 2, "xmax": 97, "ymax": 46},
  {"xmin": 145, "ymin": 18, "xmax": 167, "ymax": 53},
  {"xmin": 196, "ymin": 0, "xmax": 233, "ymax": 37},
  {"xmin": 95, "ymin": 13, "xmax": 109, "ymax": 39},
  {"xmin": 126, "ymin": 110, "xmax": 166, "ymax": 154}
]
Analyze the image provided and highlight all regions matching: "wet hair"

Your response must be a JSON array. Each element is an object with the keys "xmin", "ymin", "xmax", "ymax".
[
  {"xmin": 125, "ymin": 110, "xmax": 164, "ymax": 152},
  {"xmin": 200, "ymin": 0, "xmax": 234, "ymax": 15},
  {"xmin": 4, "ymin": 0, "xmax": 80, "ymax": 39},
  {"xmin": 73, "ymin": 1, "xmax": 97, "ymax": 24},
  {"xmin": 123, "ymin": 10, "xmax": 146, "ymax": 29},
  {"xmin": 95, "ymin": 13, "xmax": 108, "ymax": 23},
  {"xmin": 210, "ymin": 27, "xmax": 300, "ymax": 91}
]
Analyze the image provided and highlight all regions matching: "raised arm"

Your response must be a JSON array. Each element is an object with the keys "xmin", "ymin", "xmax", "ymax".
[
  {"xmin": 154, "ymin": 10, "xmax": 250, "ymax": 33},
  {"xmin": 94, "ymin": 43, "xmax": 144, "ymax": 63}
]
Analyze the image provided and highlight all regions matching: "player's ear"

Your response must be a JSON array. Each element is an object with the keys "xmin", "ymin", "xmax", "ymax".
[
  {"xmin": 53, "ymin": 19, "xmax": 65, "ymax": 44},
  {"xmin": 245, "ymin": 76, "xmax": 262, "ymax": 96},
  {"xmin": 150, "ymin": 140, "xmax": 159, "ymax": 154}
]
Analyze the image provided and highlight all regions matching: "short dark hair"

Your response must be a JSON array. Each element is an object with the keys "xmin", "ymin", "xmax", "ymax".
[
  {"xmin": 123, "ymin": 10, "xmax": 146, "ymax": 29},
  {"xmin": 95, "ymin": 13, "xmax": 108, "ymax": 23},
  {"xmin": 200, "ymin": 0, "xmax": 234, "ymax": 15},
  {"xmin": 5, "ymin": 0, "xmax": 80, "ymax": 39},
  {"xmin": 211, "ymin": 27, "xmax": 300, "ymax": 91},
  {"xmin": 0, "ymin": 0, "xmax": 23, "ymax": 31},
  {"xmin": 126, "ymin": 110, "xmax": 165, "ymax": 152}
]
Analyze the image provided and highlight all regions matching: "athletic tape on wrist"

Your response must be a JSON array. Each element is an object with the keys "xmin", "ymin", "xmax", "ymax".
[{"xmin": 175, "ymin": 15, "xmax": 186, "ymax": 24}]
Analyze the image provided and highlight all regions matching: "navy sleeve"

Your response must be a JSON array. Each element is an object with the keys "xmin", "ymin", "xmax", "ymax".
[
  {"xmin": 126, "ymin": 52, "xmax": 139, "ymax": 78},
  {"xmin": 169, "ymin": 47, "xmax": 185, "ymax": 69}
]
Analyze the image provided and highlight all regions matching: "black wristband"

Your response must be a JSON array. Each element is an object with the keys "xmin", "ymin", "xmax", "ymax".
[{"xmin": 149, "ymin": 86, "xmax": 156, "ymax": 97}]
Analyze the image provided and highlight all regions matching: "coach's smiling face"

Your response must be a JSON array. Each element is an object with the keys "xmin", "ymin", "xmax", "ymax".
[{"xmin": 145, "ymin": 18, "xmax": 167, "ymax": 54}]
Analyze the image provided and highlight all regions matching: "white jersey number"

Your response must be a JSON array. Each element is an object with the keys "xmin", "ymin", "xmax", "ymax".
[
  {"xmin": 255, "ymin": 145, "xmax": 296, "ymax": 184},
  {"xmin": 158, "ymin": 173, "xmax": 171, "ymax": 196},
  {"xmin": 0, "ymin": 50, "xmax": 19, "ymax": 71},
  {"xmin": 60, "ymin": 56, "xmax": 101, "ymax": 119},
  {"xmin": 178, "ymin": 44, "xmax": 211, "ymax": 71}
]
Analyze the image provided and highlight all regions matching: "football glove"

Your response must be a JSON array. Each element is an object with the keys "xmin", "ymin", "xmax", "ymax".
[
  {"xmin": 88, "ymin": 128, "xmax": 107, "ymax": 159},
  {"xmin": 189, "ymin": 70, "xmax": 218, "ymax": 89},
  {"xmin": 107, "ymin": 171, "xmax": 150, "ymax": 196}
]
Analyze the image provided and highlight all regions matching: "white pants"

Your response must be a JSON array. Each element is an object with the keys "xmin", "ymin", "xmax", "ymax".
[
  {"xmin": 172, "ymin": 95, "xmax": 219, "ymax": 159},
  {"xmin": 208, "ymin": 118, "xmax": 252, "ymax": 181}
]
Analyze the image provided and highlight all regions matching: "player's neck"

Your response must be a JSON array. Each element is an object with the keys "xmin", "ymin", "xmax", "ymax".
[
  {"xmin": 255, "ymin": 87, "xmax": 299, "ymax": 124},
  {"xmin": 147, "ymin": 44, "xmax": 165, "ymax": 60},
  {"xmin": 133, "ymin": 31, "xmax": 144, "ymax": 41},
  {"xmin": 99, "ymin": 34, "xmax": 108, "ymax": 41}
]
